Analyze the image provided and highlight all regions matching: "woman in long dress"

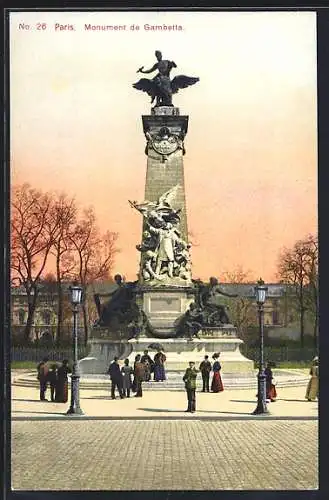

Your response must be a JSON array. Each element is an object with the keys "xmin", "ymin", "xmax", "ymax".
[
  {"xmin": 131, "ymin": 355, "xmax": 140, "ymax": 393},
  {"xmin": 264, "ymin": 362, "xmax": 277, "ymax": 402},
  {"xmin": 121, "ymin": 358, "xmax": 134, "ymax": 398},
  {"xmin": 305, "ymin": 356, "xmax": 319, "ymax": 401},
  {"xmin": 55, "ymin": 359, "xmax": 71, "ymax": 403},
  {"xmin": 211, "ymin": 353, "xmax": 224, "ymax": 393},
  {"xmin": 153, "ymin": 350, "xmax": 166, "ymax": 381},
  {"xmin": 141, "ymin": 350, "xmax": 154, "ymax": 382}
]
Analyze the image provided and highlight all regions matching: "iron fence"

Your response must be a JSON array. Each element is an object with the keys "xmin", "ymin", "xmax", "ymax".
[
  {"xmin": 11, "ymin": 345, "xmax": 90, "ymax": 362},
  {"xmin": 240, "ymin": 345, "xmax": 317, "ymax": 363}
]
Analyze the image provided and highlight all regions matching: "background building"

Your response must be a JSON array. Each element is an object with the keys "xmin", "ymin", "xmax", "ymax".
[{"xmin": 11, "ymin": 282, "xmax": 308, "ymax": 345}]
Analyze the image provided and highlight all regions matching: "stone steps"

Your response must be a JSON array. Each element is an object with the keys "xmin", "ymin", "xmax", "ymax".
[{"xmin": 12, "ymin": 371, "xmax": 309, "ymax": 391}]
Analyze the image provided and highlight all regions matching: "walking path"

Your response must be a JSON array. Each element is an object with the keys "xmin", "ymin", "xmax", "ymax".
[{"xmin": 11, "ymin": 383, "xmax": 317, "ymax": 419}]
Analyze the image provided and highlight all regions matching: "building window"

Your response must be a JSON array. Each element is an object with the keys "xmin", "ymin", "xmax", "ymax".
[
  {"xmin": 18, "ymin": 309, "xmax": 25, "ymax": 325},
  {"xmin": 43, "ymin": 310, "xmax": 51, "ymax": 325},
  {"xmin": 272, "ymin": 310, "xmax": 279, "ymax": 325}
]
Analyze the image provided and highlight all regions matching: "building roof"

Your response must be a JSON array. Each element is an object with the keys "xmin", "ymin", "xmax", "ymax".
[
  {"xmin": 219, "ymin": 283, "xmax": 287, "ymax": 298},
  {"xmin": 11, "ymin": 281, "xmax": 287, "ymax": 298}
]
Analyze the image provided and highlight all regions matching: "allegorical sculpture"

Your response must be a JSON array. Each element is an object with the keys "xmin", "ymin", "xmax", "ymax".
[
  {"xmin": 93, "ymin": 273, "xmax": 240, "ymax": 339},
  {"xmin": 133, "ymin": 50, "xmax": 199, "ymax": 106},
  {"xmin": 129, "ymin": 185, "xmax": 192, "ymax": 283},
  {"xmin": 195, "ymin": 276, "xmax": 238, "ymax": 325},
  {"xmin": 94, "ymin": 274, "xmax": 154, "ymax": 337},
  {"xmin": 175, "ymin": 302, "xmax": 203, "ymax": 340},
  {"xmin": 175, "ymin": 277, "xmax": 239, "ymax": 338}
]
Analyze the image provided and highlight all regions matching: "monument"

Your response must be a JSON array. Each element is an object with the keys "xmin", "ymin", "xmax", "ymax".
[{"xmin": 80, "ymin": 51, "xmax": 254, "ymax": 374}]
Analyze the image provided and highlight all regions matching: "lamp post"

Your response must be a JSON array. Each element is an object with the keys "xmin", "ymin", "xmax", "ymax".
[
  {"xmin": 66, "ymin": 284, "xmax": 84, "ymax": 415},
  {"xmin": 252, "ymin": 278, "xmax": 269, "ymax": 415}
]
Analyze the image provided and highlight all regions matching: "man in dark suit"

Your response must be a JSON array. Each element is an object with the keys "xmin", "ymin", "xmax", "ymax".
[
  {"xmin": 199, "ymin": 355, "xmax": 212, "ymax": 392},
  {"xmin": 134, "ymin": 354, "xmax": 145, "ymax": 397},
  {"xmin": 37, "ymin": 357, "xmax": 49, "ymax": 401},
  {"xmin": 183, "ymin": 361, "xmax": 198, "ymax": 413},
  {"xmin": 108, "ymin": 357, "xmax": 124, "ymax": 399}
]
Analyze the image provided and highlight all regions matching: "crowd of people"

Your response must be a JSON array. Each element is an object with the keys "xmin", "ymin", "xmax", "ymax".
[
  {"xmin": 107, "ymin": 348, "xmax": 167, "ymax": 399},
  {"xmin": 36, "ymin": 351, "xmax": 319, "ymax": 411},
  {"xmin": 36, "ymin": 357, "xmax": 71, "ymax": 402},
  {"xmin": 106, "ymin": 350, "xmax": 227, "ymax": 406},
  {"xmin": 182, "ymin": 352, "xmax": 225, "ymax": 412}
]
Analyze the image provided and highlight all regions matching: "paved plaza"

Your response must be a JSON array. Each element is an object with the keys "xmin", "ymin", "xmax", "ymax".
[{"xmin": 11, "ymin": 380, "xmax": 318, "ymax": 490}]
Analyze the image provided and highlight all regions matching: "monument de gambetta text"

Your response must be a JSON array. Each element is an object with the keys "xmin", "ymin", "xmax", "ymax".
[{"xmin": 81, "ymin": 51, "xmax": 253, "ymax": 373}]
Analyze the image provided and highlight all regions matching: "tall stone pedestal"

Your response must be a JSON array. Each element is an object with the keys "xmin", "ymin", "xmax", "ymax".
[
  {"xmin": 142, "ymin": 106, "xmax": 189, "ymax": 241},
  {"xmin": 135, "ymin": 105, "xmax": 195, "ymax": 334},
  {"xmin": 140, "ymin": 286, "xmax": 195, "ymax": 338}
]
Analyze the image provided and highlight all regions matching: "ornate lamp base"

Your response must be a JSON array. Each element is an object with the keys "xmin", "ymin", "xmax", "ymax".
[
  {"xmin": 66, "ymin": 406, "xmax": 84, "ymax": 416},
  {"xmin": 252, "ymin": 372, "xmax": 269, "ymax": 415},
  {"xmin": 252, "ymin": 402, "xmax": 269, "ymax": 415},
  {"xmin": 66, "ymin": 373, "xmax": 84, "ymax": 415}
]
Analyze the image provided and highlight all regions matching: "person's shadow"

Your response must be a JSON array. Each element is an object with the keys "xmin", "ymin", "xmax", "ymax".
[
  {"xmin": 82, "ymin": 396, "xmax": 111, "ymax": 400},
  {"xmin": 138, "ymin": 408, "xmax": 253, "ymax": 415},
  {"xmin": 139, "ymin": 408, "xmax": 185, "ymax": 413},
  {"xmin": 279, "ymin": 398, "xmax": 316, "ymax": 403},
  {"xmin": 12, "ymin": 398, "xmax": 56, "ymax": 403},
  {"xmin": 12, "ymin": 410, "xmax": 64, "ymax": 415}
]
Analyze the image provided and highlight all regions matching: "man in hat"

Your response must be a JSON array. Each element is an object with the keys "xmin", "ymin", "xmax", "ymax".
[
  {"xmin": 183, "ymin": 361, "xmax": 198, "ymax": 413},
  {"xmin": 134, "ymin": 354, "xmax": 145, "ymax": 397},
  {"xmin": 107, "ymin": 356, "xmax": 124, "ymax": 399},
  {"xmin": 37, "ymin": 357, "xmax": 50, "ymax": 401},
  {"xmin": 199, "ymin": 355, "xmax": 212, "ymax": 392}
]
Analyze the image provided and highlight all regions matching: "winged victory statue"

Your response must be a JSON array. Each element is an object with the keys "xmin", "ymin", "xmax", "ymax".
[{"xmin": 133, "ymin": 50, "xmax": 199, "ymax": 107}]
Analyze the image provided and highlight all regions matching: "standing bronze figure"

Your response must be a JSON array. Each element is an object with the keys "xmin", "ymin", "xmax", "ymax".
[{"xmin": 133, "ymin": 50, "xmax": 199, "ymax": 106}]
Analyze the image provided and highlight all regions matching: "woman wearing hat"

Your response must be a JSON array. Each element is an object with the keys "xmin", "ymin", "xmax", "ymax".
[
  {"xmin": 153, "ymin": 349, "xmax": 166, "ymax": 382},
  {"xmin": 55, "ymin": 359, "xmax": 71, "ymax": 403},
  {"xmin": 264, "ymin": 361, "xmax": 277, "ymax": 402},
  {"xmin": 305, "ymin": 356, "xmax": 319, "ymax": 401},
  {"xmin": 211, "ymin": 352, "xmax": 224, "ymax": 393}
]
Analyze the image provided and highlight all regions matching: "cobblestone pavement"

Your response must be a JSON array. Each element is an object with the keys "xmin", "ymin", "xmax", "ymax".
[{"xmin": 12, "ymin": 419, "xmax": 318, "ymax": 490}]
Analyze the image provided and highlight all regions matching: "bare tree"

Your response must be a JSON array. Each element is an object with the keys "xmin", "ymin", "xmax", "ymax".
[
  {"xmin": 69, "ymin": 208, "xmax": 119, "ymax": 345},
  {"xmin": 11, "ymin": 184, "xmax": 60, "ymax": 342},
  {"xmin": 277, "ymin": 234, "xmax": 318, "ymax": 347},
  {"xmin": 50, "ymin": 193, "xmax": 77, "ymax": 345},
  {"xmin": 302, "ymin": 236, "xmax": 318, "ymax": 347},
  {"xmin": 221, "ymin": 266, "xmax": 255, "ymax": 339}
]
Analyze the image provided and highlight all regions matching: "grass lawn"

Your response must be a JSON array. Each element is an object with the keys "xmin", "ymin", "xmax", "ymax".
[
  {"xmin": 11, "ymin": 361, "xmax": 60, "ymax": 370},
  {"xmin": 11, "ymin": 360, "xmax": 311, "ymax": 371},
  {"xmin": 276, "ymin": 361, "xmax": 311, "ymax": 369},
  {"xmin": 249, "ymin": 361, "xmax": 311, "ymax": 369}
]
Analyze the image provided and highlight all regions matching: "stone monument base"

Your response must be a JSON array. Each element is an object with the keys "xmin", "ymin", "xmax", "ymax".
[
  {"xmin": 140, "ymin": 286, "xmax": 195, "ymax": 338},
  {"xmin": 79, "ymin": 327, "xmax": 254, "ymax": 375},
  {"xmin": 126, "ymin": 336, "xmax": 254, "ymax": 373}
]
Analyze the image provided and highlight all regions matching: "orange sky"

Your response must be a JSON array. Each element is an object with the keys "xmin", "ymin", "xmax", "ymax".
[{"xmin": 10, "ymin": 11, "xmax": 317, "ymax": 282}]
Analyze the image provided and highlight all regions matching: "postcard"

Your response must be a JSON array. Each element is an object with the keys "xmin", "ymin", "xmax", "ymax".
[{"xmin": 8, "ymin": 8, "xmax": 318, "ymax": 492}]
